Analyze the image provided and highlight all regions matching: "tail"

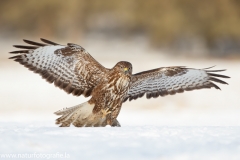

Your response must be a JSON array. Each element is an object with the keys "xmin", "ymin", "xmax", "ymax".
[{"xmin": 54, "ymin": 102, "xmax": 121, "ymax": 127}]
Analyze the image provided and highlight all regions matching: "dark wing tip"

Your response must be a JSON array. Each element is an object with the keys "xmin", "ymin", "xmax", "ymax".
[
  {"xmin": 206, "ymin": 67, "xmax": 230, "ymax": 86},
  {"xmin": 209, "ymin": 77, "xmax": 229, "ymax": 85},
  {"xmin": 205, "ymin": 67, "xmax": 230, "ymax": 88},
  {"xmin": 209, "ymin": 82, "xmax": 221, "ymax": 90},
  {"xmin": 23, "ymin": 39, "xmax": 47, "ymax": 46},
  {"xmin": 23, "ymin": 39, "xmax": 33, "ymax": 44},
  {"xmin": 203, "ymin": 65, "xmax": 216, "ymax": 70},
  {"xmin": 208, "ymin": 73, "xmax": 230, "ymax": 79},
  {"xmin": 9, "ymin": 55, "xmax": 22, "ymax": 59},
  {"xmin": 206, "ymin": 69, "xmax": 226, "ymax": 72},
  {"xmin": 9, "ymin": 50, "xmax": 30, "ymax": 54},
  {"xmin": 9, "ymin": 51, "xmax": 19, "ymax": 54},
  {"xmin": 13, "ymin": 45, "xmax": 38, "ymax": 49},
  {"xmin": 40, "ymin": 38, "xmax": 59, "ymax": 45}
]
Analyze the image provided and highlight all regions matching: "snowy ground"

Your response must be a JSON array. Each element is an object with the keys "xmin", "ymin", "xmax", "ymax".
[
  {"xmin": 1, "ymin": 123, "xmax": 240, "ymax": 160},
  {"xmin": 0, "ymin": 38, "xmax": 240, "ymax": 159}
]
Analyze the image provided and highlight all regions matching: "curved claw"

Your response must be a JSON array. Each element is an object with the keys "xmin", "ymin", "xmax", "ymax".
[{"xmin": 101, "ymin": 108, "xmax": 111, "ymax": 118}]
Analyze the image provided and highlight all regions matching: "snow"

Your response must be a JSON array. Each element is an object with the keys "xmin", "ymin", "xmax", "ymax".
[
  {"xmin": 1, "ymin": 38, "xmax": 240, "ymax": 159},
  {"xmin": 1, "ymin": 123, "xmax": 240, "ymax": 160}
]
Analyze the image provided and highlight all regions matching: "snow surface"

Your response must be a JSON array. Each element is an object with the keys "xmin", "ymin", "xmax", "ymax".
[{"xmin": 1, "ymin": 123, "xmax": 240, "ymax": 160}]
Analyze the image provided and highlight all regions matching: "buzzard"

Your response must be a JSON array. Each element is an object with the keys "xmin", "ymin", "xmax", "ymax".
[{"xmin": 9, "ymin": 39, "xmax": 230, "ymax": 127}]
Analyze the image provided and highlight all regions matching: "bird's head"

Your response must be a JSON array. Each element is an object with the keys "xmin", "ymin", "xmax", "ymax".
[{"xmin": 114, "ymin": 61, "xmax": 132, "ymax": 76}]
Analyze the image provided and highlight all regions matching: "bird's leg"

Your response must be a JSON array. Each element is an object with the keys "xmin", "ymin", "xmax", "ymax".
[
  {"xmin": 100, "ymin": 108, "xmax": 111, "ymax": 119},
  {"xmin": 101, "ymin": 108, "xmax": 117, "ymax": 126}
]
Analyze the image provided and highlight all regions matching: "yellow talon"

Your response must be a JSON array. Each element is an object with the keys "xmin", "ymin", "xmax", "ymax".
[{"xmin": 101, "ymin": 108, "xmax": 111, "ymax": 118}]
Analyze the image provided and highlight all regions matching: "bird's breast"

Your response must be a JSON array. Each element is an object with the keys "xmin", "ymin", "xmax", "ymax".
[{"xmin": 107, "ymin": 75, "xmax": 131, "ymax": 94}]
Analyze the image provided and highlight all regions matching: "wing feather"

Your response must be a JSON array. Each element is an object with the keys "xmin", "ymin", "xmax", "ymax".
[
  {"xmin": 124, "ymin": 66, "xmax": 230, "ymax": 102},
  {"xmin": 23, "ymin": 39, "xmax": 47, "ymax": 46},
  {"xmin": 40, "ymin": 38, "xmax": 59, "ymax": 45},
  {"xmin": 9, "ymin": 39, "xmax": 109, "ymax": 97},
  {"xmin": 13, "ymin": 45, "xmax": 38, "ymax": 49}
]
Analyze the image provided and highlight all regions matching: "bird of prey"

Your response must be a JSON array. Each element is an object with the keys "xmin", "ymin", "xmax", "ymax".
[{"xmin": 9, "ymin": 39, "xmax": 230, "ymax": 127}]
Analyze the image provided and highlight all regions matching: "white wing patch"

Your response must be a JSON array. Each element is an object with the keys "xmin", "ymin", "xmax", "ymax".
[{"xmin": 25, "ymin": 46, "xmax": 65, "ymax": 69}]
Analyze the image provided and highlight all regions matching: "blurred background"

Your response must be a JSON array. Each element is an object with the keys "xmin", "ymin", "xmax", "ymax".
[{"xmin": 0, "ymin": 0, "xmax": 239, "ymax": 126}]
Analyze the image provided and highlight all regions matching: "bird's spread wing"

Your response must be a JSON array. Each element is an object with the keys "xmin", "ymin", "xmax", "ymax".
[
  {"xmin": 124, "ymin": 66, "xmax": 230, "ymax": 102},
  {"xmin": 9, "ymin": 39, "xmax": 109, "ymax": 97}
]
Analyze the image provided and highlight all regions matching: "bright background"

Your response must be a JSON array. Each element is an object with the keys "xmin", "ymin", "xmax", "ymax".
[{"xmin": 0, "ymin": 1, "xmax": 240, "ymax": 159}]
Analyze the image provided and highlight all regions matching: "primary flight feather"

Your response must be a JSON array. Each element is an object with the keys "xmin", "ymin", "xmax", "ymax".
[{"xmin": 9, "ymin": 39, "xmax": 230, "ymax": 127}]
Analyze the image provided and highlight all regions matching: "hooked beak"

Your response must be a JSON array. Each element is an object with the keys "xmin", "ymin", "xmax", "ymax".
[{"xmin": 124, "ymin": 67, "xmax": 129, "ymax": 74}]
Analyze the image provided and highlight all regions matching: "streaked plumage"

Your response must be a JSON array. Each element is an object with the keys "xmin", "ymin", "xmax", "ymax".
[{"xmin": 9, "ymin": 39, "xmax": 230, "ymax": 127}]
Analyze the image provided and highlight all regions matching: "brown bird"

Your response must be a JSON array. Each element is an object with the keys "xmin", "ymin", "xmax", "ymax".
[{"xmin": 9, "ymin": 39, "xmax": 230, "ymax": 127}]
